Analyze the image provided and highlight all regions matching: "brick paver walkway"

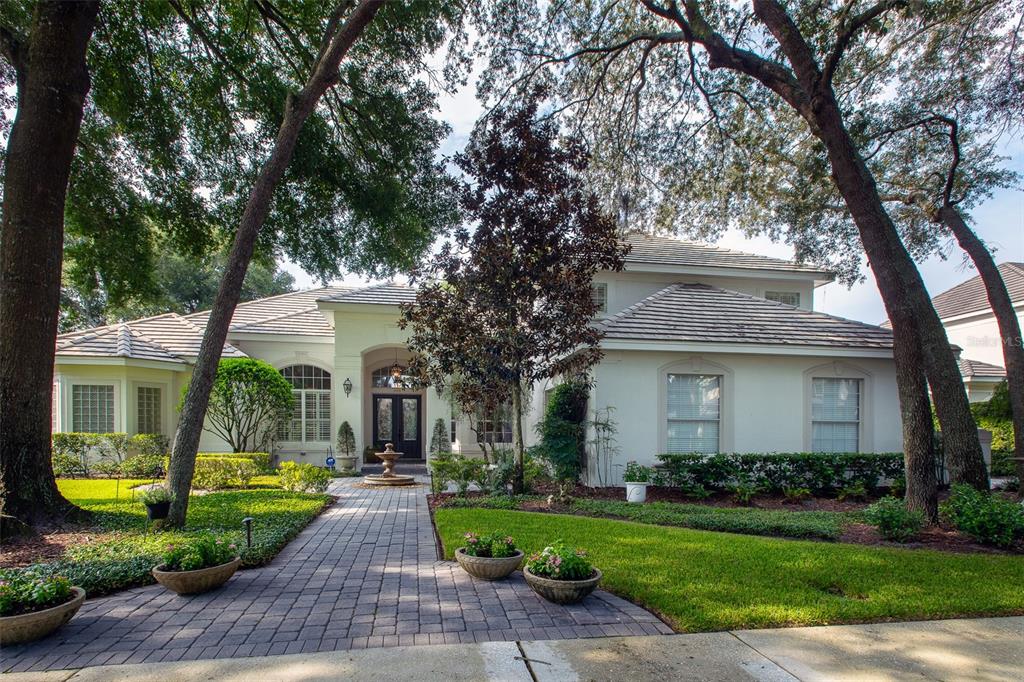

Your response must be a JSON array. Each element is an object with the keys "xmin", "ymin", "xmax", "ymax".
[{"xmin": 1, "ymin": 477, "xmax": 671, "ymax": 673}]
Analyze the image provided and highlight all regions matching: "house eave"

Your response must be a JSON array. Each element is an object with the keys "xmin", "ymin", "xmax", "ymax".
[
  {"xmin": 54, "ymin": 356, "xmax": 187, "ymax": 371},
  {"xmin": 621, "ymin": 261, "xmax": 834, "ymax": 286},
  {"xmin": 599, "ymin": 338, "xmax": 893, "ymax": 358}
]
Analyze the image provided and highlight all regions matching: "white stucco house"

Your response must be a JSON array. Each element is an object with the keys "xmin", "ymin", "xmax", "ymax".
[
  {"xmin": 929, "ymin": 262, "xmax": 1020, "ymax": 402},
  {"xmin": 52, "ymin": 233, "xmax": 903, "ymax": 483}
]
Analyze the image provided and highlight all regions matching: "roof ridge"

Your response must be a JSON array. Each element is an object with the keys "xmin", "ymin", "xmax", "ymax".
[
  {"xmin": 125, "ymin": 325, "xmax": 185, "ymax": 361},
  {"xmin": 183, "ymin": 286, "xmax": 345, "ymax": 322},
  {"xmin": 116, "ymin": 323, "xmax": 132, "ymax": 357},
  {"xmin": 602, "ymin": 282, "xmax": 688, "ymax": 326},
  {"xmin": 231, "ymin": 305, "xmax": 320, "ymax": 330},
  {"xmin": 700, "ymin": 284, "xmax": 893, "ymax": 332},
  {"xmin": 624, "ymin": 231, "xmax": 828, "ymax": 273}
]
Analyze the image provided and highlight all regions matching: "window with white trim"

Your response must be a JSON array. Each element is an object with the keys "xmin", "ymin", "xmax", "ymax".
[
  {"xmin": 278, "ymin": 365, "xmax": 331, "ymax": 442},
  {"xmin": 72, "ymin": 384, "xmax": 115, "ymax": 433},
  {"xmin": 666, "ymin": 374, "xmax": 720, "ymax": 453},
  {"xmin": 591, "ymin": 283, "xmax": 608, "ymax": 314},
  {"xmin": 765, "ymin": 291, "xmax": 801, "ymax": 307},
  {"xmin": 811, "ymin": 378, "xmax": 861, "ymax": 452},
  {"xmin": 137, "ymin": 386, "xmax": 162, "ymax": 434},
  {"xmin": 480, "ymin": 417, "xmax": 513, "ymax": 444}
]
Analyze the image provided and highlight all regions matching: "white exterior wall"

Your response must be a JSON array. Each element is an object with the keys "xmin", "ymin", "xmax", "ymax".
[
  {"xmin": 943, "ymin": 306, "xmax": 1022, "ymax": 368},
  {"xmin": 53, "ymin": 362, "xmax": 179, "ymax": 436},
  {"xmin": 587, "ymin": 349, "xmax": 902, "ymax": 485}
]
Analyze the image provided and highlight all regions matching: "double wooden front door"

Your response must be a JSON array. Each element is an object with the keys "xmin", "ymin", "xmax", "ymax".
[{"xmin": 371, "ymin": 394, "xmax": 422, "ymax": 460}]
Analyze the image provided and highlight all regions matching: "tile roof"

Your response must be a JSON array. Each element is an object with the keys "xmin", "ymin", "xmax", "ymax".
[
  {"xmin": 317, "ymin": 282, "xmax": 418, "ymax": 306},
  {"xmin": 958, "ymin": 357, "xmax": 1007, "ymax": 378},
  {"xmin": 930, "ymin": 262, "xmax": 1024, "ymax": 320},
  {"xmin": 623, "ymin": 233, "xmax": 831, "ymax": 275},
  {"xmin": 599, "ymin": 283, "xmax": 894, "ymax": 349},
  {"xmin": 56, "ymin": 286, "xmax": 352, "ymax": 363}
]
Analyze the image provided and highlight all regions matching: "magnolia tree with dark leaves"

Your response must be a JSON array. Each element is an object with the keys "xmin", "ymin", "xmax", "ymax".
[{"xmin": 400, "ymin": 91, "xmax": 629, "ymax": 492}]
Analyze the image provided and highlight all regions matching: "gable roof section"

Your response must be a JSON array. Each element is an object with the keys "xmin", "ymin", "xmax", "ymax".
[
  {"xmin": 930, "ymin": 262, "xmax": 1024, "ymax": 321},
  {"xmin": 958, "ymin": 357, "xmax": 1006, "ymax": 379},
  {"xmin": 623, "ymin": 233, "xmax": 831, "ymax": 277},
  {"xmin": 56, "ymin": 286, "xmax": 353, "ymax": 363},
  {"xmin": 317, "ymin": 282, "xmax": 418, "ymax": 306},
  {"xmin": 600, "ymin": 283, "xmax": 893, "ymax": 349}
]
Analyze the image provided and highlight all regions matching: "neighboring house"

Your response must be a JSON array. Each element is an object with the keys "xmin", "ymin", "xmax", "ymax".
[
  {"xmin": 929, "ymin": 262, "xmax": 1022, "ymax": 402},
  {"xmin": 52, "ymin": 233, "xmax": 903, "ymax": 483}
]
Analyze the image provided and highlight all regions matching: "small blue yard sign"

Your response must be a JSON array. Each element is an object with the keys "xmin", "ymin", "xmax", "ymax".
[{"xmin": 325, "ymin": 457, "xmax": 336, "ymax": 467}]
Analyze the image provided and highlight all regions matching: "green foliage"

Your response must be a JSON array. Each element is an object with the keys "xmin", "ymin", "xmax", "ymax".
[
  {"xmin": 525, "ymin": 541, "xmax": 594, "ymax": 580},
  {"xmin": 159, "ymin": 534, "xmax": 238, "ymax": 572},
  {"xmin": 972, "ymin": 381, "xmax": 1012, "ymax": 420},
  {"xmin": 864, "ymin": 498, "xmax": 925, "ymax": 542},
  {"xmin": 536, "ymin": 379, "xmax": 590, "ymax": 482},
  {"xmin": 430, "ymin": 418, "xmax": 451, "ymax": 457},
  {"xmin": 437, "ymin": 494, "xmax": 535, "ymax": 511},
  {"xmin": 52, "ymin": 432, "xmax": 172, "ymax": 478},
  {"xmin": 200, "ymin": 452, "xmax": 273, "ymax": 473},
  {"xmin": 729, "ymin": 476, "xmax": 762, "ymax": 505},
  {"xmin": 336, "ymin": 422, "xmax": 356, "ymax": 458},
  {"xmin": 837, "ymin": 481, "xmax": 869, "ymax": 502},
  {"xmin": 10, "ymin": 481, "xmax": 331, "ymax": 597},
  {"xmin": 971, "ymin": 381, "xmax": 1015, "ymax": 476},
  {"xmin": 941, "ymin": 484, "xmax": 1024, "ymax": 548},
  {"xmin": 52, "ymin": 453, "xmax": 86, "ymax": 478},
  {"xmin": 130, "ymin": 433, "xmax": 169, "ymax": 457},
  {"xmin": 430, "ymin": 454, "xmax": 487, "ymax": 496},
  {"xmin": 783, "ymin": 487, "xmax": 813, "ymax": 503},
  {"xmin": 461, "ymin": 531, "xmax": 517, "ymax": 558},
  {"xmin": 192, "ymin": 458, "xmax": 257, "ymax": 491},
  {"xmin": 138, "ymin": 487, "xmax": 175, "ymax": 505},
  {"xmin": 489, "ymin": 449, "xmax": 548, "ymax": 494},
  {"xmin": 91, "ymin": 460, "xmax": 123, "ymax": 478},
  {"xmin": 568, "ymin": 499, "xmax": 847, "ymax": 541},
  {"xmin": 435, "ymin": 508, "xmax": 1024, "ymax": 632},
  {"xmin": 0, "ymin": 569, "xmax": 73, "ymax": 617},
  {"xmin": 51, "ymin": 433, "xmax": 99, "ymax": 477},
  {"xmin": 183, "ymin": 359, "xmax": 293, "ymax": 453},
  {"xmin": 657, "ymin": 453, "xmax": 904, "ymax": 495},
  {"xmin": 277, "ymin": 462, "xmax": 331, "ymax": 494},
  {"xmin": 623, "ymin": 461, "xmax": 651, "ymax": 483}
]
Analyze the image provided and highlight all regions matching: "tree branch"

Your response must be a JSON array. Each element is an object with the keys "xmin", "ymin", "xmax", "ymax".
[
  {"xmin": 822, "ymin": 0, "xmax": 906, "ymax": 84},
  {"xmin": 0, "ymin": 23, "xmax": 26, "ymax": 75}
]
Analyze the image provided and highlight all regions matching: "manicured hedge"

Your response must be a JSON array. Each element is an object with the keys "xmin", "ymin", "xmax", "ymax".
[
  {"xmin": 192, "ymin": 457, "xmax": 258, "ymax": 490},
  {"xmin": 655, "ymin": 452, "xmax": 904, "ymax": 493}
]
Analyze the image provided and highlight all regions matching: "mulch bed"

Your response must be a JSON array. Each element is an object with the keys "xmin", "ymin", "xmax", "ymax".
[
  {"xmin": 0, "ymin": 529, "xmax": 118, "ymax": 569},
  {"xmin": 428, "ymin": 485, "xmax": 1023, "ymax": 555}
]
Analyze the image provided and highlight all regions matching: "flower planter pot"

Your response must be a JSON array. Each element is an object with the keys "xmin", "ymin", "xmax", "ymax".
[
  {"xmin": 152, "ymin": 557, "xmax": 241, "ymax": 595},
  {"xmin": 455, "ymin": 548, "xmax": 523, "ymax": 580},
  {"xmin": 625, "ymin": 482, "xmax": 648, "ymax": 503},
  {"xmin": 337, "ymin": 456, "xmax": 357, "ymax": 472},
  {"xmin": 144, "ymin": 501, "xmax": 171, "ymax": 520},
  {"xmin": 0, "ymin": 587, "xmax": 86, "ymax": 646},
  {"xmin": 523, "ymin": 566, "xmax": 602, "ymax": 605}
]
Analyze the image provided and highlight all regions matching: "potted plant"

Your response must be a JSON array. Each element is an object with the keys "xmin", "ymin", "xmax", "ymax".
[
  {"xmin": 523, "ymin": 541, "xmax": 601, "ymax": 604},
  {"xmin": 336, "ymin": 421, "xmax": 358, "ymax": 472},
  {"xmin": 623, "ymin": 461, "xmax": 650, "ymax": 503},
  {"xmin": 139, "ymin": 486, "xmax": 175, "ymax": 520},
  {"xmin": 151, "ymin": 534, "xmax": 241, "ymax": 595},
  {"xmin": 0, "ymin": 571, "xmax": 86, "ymax": 645},
  {"xmin": 454, "ymin": 531, "xmax": 523, "ymax": 580}
]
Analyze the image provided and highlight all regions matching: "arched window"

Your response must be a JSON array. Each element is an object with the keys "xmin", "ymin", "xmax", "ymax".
[
  {"xmin": 371, "ymin": 365, "xmax": 415, "ymax": 389},
  {"xmin": 278, "ymin": 365, "xmax": 331, "ymax": 442}
]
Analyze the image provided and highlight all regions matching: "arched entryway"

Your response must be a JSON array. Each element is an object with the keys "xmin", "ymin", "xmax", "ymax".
[{"xmin": 361, "ymin": 346, "xmax": 424, "ymax": 463}]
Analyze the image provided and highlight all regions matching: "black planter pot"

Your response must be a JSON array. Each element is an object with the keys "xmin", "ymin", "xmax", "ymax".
[{"xmin": 145, "ymin": 501, "xmax": 171, "ymax": 520}]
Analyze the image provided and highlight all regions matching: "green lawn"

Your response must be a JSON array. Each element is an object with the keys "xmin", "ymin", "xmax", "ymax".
[
  {"xmin": 9, "ymin": 478, "xmax": 332, "ymax": 597},
  {"xmin": 435, "ymin": 508, "xmax": 1024, "ymax": 632}
]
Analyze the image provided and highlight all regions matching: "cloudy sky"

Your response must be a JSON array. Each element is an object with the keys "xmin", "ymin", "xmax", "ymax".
[{"xmin": 285, "ymin": 75, "xmax": 1023, "ymax": 327}]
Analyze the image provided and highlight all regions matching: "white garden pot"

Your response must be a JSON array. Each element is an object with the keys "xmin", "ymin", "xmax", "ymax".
[{"xmin": 625, "ymin": 482, "xmax": 648, "ymax": 503}]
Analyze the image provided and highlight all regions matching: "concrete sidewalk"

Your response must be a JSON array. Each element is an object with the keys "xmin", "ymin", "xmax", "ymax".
[{"xmin": 4, "ymin": 616, "xmax": 1021, "ymax": 681}]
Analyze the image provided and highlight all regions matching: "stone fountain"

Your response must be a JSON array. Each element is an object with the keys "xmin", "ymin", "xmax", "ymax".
[{"xmin": 363, "ymin": 442, "xmax": 416, "ymax": 487}]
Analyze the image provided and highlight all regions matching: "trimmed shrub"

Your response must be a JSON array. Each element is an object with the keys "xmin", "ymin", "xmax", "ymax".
[
  {"xmin": 52, "ymin": 452, "xmax": 86, "ymax": 478},
  {"xmin": 940, "ymin": 484, "xmax": 1024, "ymax": 548},
  {"xmin": 203, "ymin": 452, "xmax": 272, "ymax": 473},
  {"xmin": 191, "ymin": 457, "xmax": 257, "ymax": 490},
  {"xmin": 535, "ymin": 378, "xmax": 589, "ymax": 482},
  {"xmin": 656, "ymin": 452, "xmax": 904, "ymax": 494},
  {"xmin": 130, "ymin": 433, "xmax": 169, "ymax": 457},
  {"xmin": 278, "ymin": 461, "xmax": 331, "ymax": 493},
  {"xmin": 121, "ymin": 454, "xmax": 165, "ymax": 479},
  {"xmin": 864, "ymin": 497, "xmax": 925, "ymax": 542},
  {"xmin": 430, "ymin": 454, "xmax": 487, "ymax": 495}
]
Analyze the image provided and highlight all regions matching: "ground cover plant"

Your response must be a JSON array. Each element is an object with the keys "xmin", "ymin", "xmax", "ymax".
[
  {"xmin": 435, "ymin": 508, "xmax": 1024, "ymax": 632},
  {"xmin": 0, "ymin": 571, "xmax": 74, "ymax": 617},
  {"xmin": 2, "ymin": 479, "xmax": 330, "ymax": 597}
]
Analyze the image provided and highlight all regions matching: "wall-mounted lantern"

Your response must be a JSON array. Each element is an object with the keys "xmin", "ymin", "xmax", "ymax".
[{"xmin": 343, "ymin": 377, "xmax": 353, "ymax": 397}]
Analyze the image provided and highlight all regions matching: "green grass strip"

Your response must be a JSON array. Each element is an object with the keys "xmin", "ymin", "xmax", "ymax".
[{"xmin": 435, "ymin": 508, "xmax": 1024, "ymax": 632}]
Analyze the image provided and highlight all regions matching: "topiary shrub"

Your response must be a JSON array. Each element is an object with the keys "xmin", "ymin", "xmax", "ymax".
[
  {"xmin": 940, "ymin": 484, "xmax": 1024, "ymax": 548},
  {"xmin": 121, "ymin": 454, "xmax": 166, "ymax": 479},
  {"xmin": 864, "ymin": 497, "xmax": 925, "ymax": 542},
  {"xmin": 192, "ymin": 458, "xmax": 240, "ymax": 491},
  {"xmin": 430, "ymin": 418, "xmax": 451, "ymax": 457}
]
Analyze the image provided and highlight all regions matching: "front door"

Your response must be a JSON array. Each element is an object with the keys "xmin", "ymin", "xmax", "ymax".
[{"xmin": 372, "ymin": 394, "xmax": 422, "ymax": 460}]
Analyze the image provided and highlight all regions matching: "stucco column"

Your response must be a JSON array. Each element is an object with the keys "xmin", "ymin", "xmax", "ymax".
[{"xmin": 334, "ymin": 357, "xmax": 362, "ymax": 470}]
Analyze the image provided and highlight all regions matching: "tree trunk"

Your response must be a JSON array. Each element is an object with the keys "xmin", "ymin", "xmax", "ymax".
[
  {"xmin": 511, "ymin": 381, "xmax": 526, "ymax": 494},
  {"xmin": 893, "ymin": 326, "xmax": 939, "ymax": 520},
  {"xmin": 747, "ymin": 6, "xmax": 989, "ymax": 490},
  {"xmin": 165, "ymin": 0, "xmax": 385, "ymax": 527},
  {"xmin": 939, "ymin": 204, "xmax": 1024, "ymax": 492},
  {"xmin": 0, "ymin": 1, "xmax": 100, "ymax": 527}
]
